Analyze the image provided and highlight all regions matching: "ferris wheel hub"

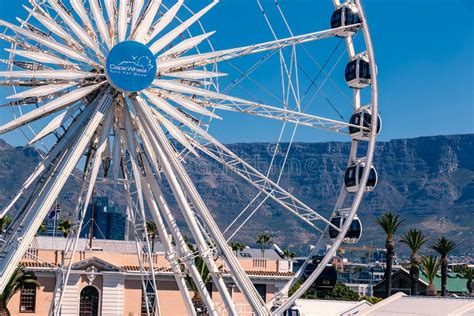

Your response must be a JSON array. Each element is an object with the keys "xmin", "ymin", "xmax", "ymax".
[{"xmin": 105, "ymin": 41, "xmax": 157, "ymax": 93}]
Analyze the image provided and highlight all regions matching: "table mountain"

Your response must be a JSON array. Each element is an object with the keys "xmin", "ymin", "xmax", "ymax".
[{"xmin": 0, "ymin": 134, "xmax": 472, "ymax": 255}]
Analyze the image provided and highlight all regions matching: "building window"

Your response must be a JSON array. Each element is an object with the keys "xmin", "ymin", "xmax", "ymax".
[
  {"xmin": 254, "ymin": 284, "xmax": 267, "ymax": 302},
  {"xmin": 79, "ymin": 286, "xmax": 99, "ymax": 316},
  {"xmin": 141, "ymin": 281, "xmax": 157, "ymax": 315},
  {"xmin": 19, "ymin": 285, "xmax": 36, "ymax": 313}
]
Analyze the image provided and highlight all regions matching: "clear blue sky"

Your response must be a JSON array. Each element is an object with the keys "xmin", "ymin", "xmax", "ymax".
[{"xmin": 0, "ymin": 0, "xmax": 472, "ymax": 146}]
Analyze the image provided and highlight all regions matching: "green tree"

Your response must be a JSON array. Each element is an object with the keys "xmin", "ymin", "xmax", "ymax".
[
  {"xmin": 184, "ymin": 243, "xmax": 219, "ymax": 313},
  {"xmin": 460, "ymin": 266, "xmax": 473, "ymax": 296},
  {"xmin": 359, "ymin": 296, "xmax": 383, "ymax": 304},
  {"xmin": 237, "ymin": 243, "xmax": 246, "ymax": 256},
  {"xmin": 36, "ymin": 222, "xmax": 47, "ymax": 236},
  {"xmin": 256, "ymin": 233, "xmax": 272, "ymax": 258},
  {"xmin": 282, "ymin": 249, "xmax": 296, "ymax": 260},
  {"xmin": 230, "ymin": 242, "xmax": 240, "ymax": 255},
  {"xmin": 421, "ymin": 255, "xmax": 440, "ymax": 296},
  {"xmin": 0, "ymin": 216, "xmax": 12, "ymax": 235},
  {"xmin": 58, "ymin": 219, "xmax": 73, "ymax": 238},
  {"xmin": 431, "ymin": 237, "xmax": 456, "ymax": 296},
  {"xmin": 400, "ymin": 229, "xmax": 429, "ymax": 295},
  {"xmin": 0, "ymin": 266, "xmax": 40, "ymax": 315},
  {"xmin": 316, "ymin": 282, "xmax": 358, "ymax": 301},
  {"xmin": 376, "ymin": 212, "xmax": 404, "ymax": 298},
  {"xmin": 146, "ymin": 221, "xmax": 158, "ymax": 252}
]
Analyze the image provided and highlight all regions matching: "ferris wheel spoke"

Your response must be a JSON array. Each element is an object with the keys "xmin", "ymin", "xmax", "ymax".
[
  {"xmin": 166, "ymin": 94, "xmax": 222, "ymax": 119},
  {"xmin": 130, "ymin": 0, "xmax": 145, "ymax": 32},
  {"xmin": 0, "ymin": 91, "xmax": 113, "ymax": 292},
  {"xmin": 0, "ymin": 81, "xmax": 106, "ymax": 135},
  {"xmin": 208, "ymin": 99, "xmax": 356, "ymax": 134},
  {"xmin": 144, "ymin": 0, "xmax": 183, "ymax": 44},
  {"xmin": 153, "ymin": 80, "xmax": 361, "ymax": 134},
  {"xmin": 189, "ymin": 138, "xmax": 341, "ymax": 233},
  {"xmin": 6, "ymin": 82, "xmax": 76, "ymax": 99},
  {"xmin": 89, "ymin": 0, "xmax": 113, "ymax": 49},
  {"xmin": 23, "ymin": 5, "xmax": 82, "ymax": 50},
  {"xmin": 131, "ymin": 0, "xmax": 162, "ymax": 42},
  {"xmin": 164, "ymin": 70, "xmax": 226, "ymax": 80},
  {"xmin": 159, "ymin": 31, "xmax": 215, "ymax": 59},
  {"xmin": 4, "ymin": 49, "xmax": 78, "ymax": 68},
  {"xmin": 157, "ymin": 24, "xmax": 360, "ymax": 73},
  {"xmin": 125, "ymin": 110, "xmax": 213, "ymax": 315},
  {"xmin": 117, "ymin": 0, "xmax": 130, "ymax": 42},
  {"xmin": 0, "ymin": 20, "xmax": 97, "ymax": 66},
  {"xmin": 28, "ymin": 104, "xmax": 79, "ymax": 144},
  {"xmin": 0, "ymin": 70, "xmax": 100, "ymax": 80},
  {"xmin": 70, "ymin": 0, "xmax": 96, "ymax": 37},
  {"xmin": 46, "ymin": 0, "xmax": 103, "ymax": 59},
  {"xmin": 141, "ymin": 89, "xmax": 225, "ymax": 159},
  {"xmin": 145, "ymin": 85, "xmax": 213, "ymax": 120},
  {"xmin": 104, "ymin": 0, "xmax": 117, "ymax": 45},
  {"xmin": 133, "ymin": 115, "xmax": 235, "ymax": 316},
  {"xmin": 141, "ymin": 89, "xmax": 207, "ymax": 154},
  {"xmin": 148, "ymin": 106, "xmax": 198, "ymax": 156},
  {"xmin": 133, "ymin": 94, "xmax": 260, "ymax": 315},
  {"xmin": 0, "ymin": 99, "xmax": 98, "ymax": 219},
  {"xmin": 82, "ymin": 105, "xmax": 114, "ymax": 211},
  {"xmin": 149, "ymin": 1, "xmax": 218, "ymax": 55}
]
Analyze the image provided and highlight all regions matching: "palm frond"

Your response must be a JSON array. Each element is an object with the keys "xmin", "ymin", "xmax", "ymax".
[
  {"xmin": 431, "ymin": 237, "xmax": 456, "ymax": 257},
  {"xmin": 400, "ymin": 228, "xmax": 429, "ymax": 253},
  {"xmin": 376, "ymin": 212, "xmax": 404, "ymax": 236},
  {"xmin": 421, "ymin": 255, "xmax": 441, "ymax": 283}
]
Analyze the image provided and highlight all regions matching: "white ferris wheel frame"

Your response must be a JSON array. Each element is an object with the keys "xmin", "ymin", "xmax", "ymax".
[{"xmin": 0, "ymin": 0, "xmax": 379, "ymax": 315}]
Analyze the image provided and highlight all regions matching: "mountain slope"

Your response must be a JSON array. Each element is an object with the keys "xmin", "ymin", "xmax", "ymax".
[{"xmin": 0, "ymin": 134, "xmax": 472, "ymax": 255}]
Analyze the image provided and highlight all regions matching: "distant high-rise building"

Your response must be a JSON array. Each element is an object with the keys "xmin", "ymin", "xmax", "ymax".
[{"xmin": 80, "ymin": 196, "xmax": 126, "ymax": 240}]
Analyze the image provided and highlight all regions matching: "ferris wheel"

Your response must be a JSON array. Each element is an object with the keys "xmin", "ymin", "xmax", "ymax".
[{"xmin": 0, "ymin": 0, "xmax": 379, "ymax": 315}]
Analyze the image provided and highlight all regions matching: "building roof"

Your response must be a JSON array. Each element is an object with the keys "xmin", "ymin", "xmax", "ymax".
[
  {"xmin": 374, "ymin": 267, "xmax": 469, "ymax": 294},
  {"xmin": 237, "ymin": 247, "xmax": 281, "ymax": 260},
  {"xmin": 294, "ymin": 299, "xmax": 371, "ymax": 316},
  {"xmin": 120, "ymin": 266, "xmax": 294, "ymax": 278},
  {"xmin": 419, "ymin": 270, "xmax": 469, "ymax": 293},
  {"xmin": 30, "ymin": 236, "xmax": 281, "ymax": 259},
  {"xmin": 30, "ymin": 236, "xmax": 166, "ymax": 253},
  {"xmin": 359, "ymin": 292, "xmax": 474, "ymax": 316}
]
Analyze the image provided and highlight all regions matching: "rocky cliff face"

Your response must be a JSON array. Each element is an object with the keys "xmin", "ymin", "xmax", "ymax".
[{"xmin": 1, "ymin": 134, "xmax": 472, "ymax": 255}]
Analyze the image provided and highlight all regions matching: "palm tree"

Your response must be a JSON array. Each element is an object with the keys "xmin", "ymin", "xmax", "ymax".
[
  {"xmin": 282, "ymin": 249, "xmax": 296, "ymax": 260},
  {"xmin": 0, "ymin": 215, "xmax": 12, "ymax": 235},
  {"xmin": 431, "ymin": 237, "xmax": 456, "ymax": 296},
  {"xmin": 0, "ymin": 266, "xmax": 40, "ymax": 315},
  {"xmin": 146, "ymin": 221, "xmax": 158, "ymax": 252},
  {"xmin": 184, "ymin": 243, "xmax": 219, "ymax": 314},
  {"xmin": 237, "ymin": 243, "xmax": 246, "ymax": 256},
  {"xmin": 230, "ymin": 242, "xmax": 240, "ymax": 255},
  {"xmin": 36, "ymin": 222, "xmax": 47, "ymax": 236},
  {"xmin": 376, "ymin": 212, "xmax": 404, "ymax": 298},
  {"xmin": 58, "ymin": 219, "xmax": 73, "ymax": 238},
  {"xmin": 460, "ymin": 267, "xmax": 473, "ymax": 296},
  {"xmin": 421, "ymin": 255, "xmax": 440, "ymax": 296},
  {"xmin": 256, "ymin": 233, "xmax": 272, "ymax": 258},
  {"xmin": 400, "ymin": 229, "xmax": 429, "ymax": 295}
]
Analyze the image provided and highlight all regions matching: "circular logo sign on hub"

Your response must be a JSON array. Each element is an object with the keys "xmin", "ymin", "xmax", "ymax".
[{"xmin": 105, "ymin": 41, "xmax": 157, "ymax": 93}]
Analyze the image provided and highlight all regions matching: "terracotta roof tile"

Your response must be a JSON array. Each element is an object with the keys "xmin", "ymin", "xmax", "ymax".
[
  {"xmin": 20, "ymin": 261, "xmax": 59, "ymax": 268},
  {"xmin": 121, "ymin": 266, "xmax": 294, "ymax": 277}
]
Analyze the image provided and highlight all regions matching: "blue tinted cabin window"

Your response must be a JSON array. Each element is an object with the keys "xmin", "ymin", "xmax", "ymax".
[
  {"xmin": 331, "ymin": 9, "xmax": 343, "ymax": 28},
  {"xmin": 345, "ymin": 167, "xmax": 357, "ymax": 188},
  {"xmin": 367, "ymin": 168, "xmax": 377, "ymax": 188},
  {"xmin": 345, "ymin": 60, "xmax": 358, "ymax": 81}
]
